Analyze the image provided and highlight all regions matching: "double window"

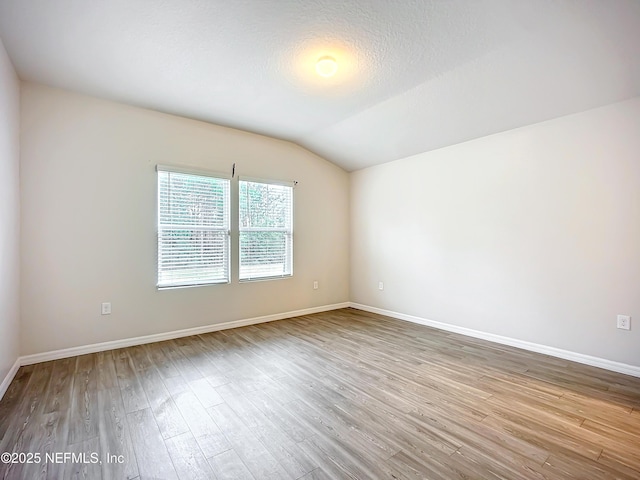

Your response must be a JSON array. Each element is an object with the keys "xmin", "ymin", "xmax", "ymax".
[{"xmin": 157, "ymin": 166, "xmax": 293, "ymax": 288}]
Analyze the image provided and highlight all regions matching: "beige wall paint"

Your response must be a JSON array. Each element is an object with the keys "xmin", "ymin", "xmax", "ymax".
[
  {"xmin": 0, "ymin": 39, "xmax": 20, "ymax": 380},
  {"xmin": 20, "ymin": 83, "xmax": 349, "ymax": 356},
  {"xmin": 351, "ymin": 98, "xmax": 640, "ymax": 367},
  {"xmin": 16, "ymin": 80, "xmax": 640, "ymax": 370}
]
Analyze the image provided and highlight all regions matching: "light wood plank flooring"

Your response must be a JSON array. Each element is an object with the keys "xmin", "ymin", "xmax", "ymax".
[{"xmin": 1, "ymin": 308, "xmax": 639, "ymax": 479}]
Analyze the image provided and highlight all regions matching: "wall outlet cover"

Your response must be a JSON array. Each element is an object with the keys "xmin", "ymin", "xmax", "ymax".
[{"xmin": 617, "ymin": 315, "xmax": 631, "ymax": 330}]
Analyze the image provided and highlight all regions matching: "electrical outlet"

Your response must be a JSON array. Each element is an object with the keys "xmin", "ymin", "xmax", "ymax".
[
  {"xmin": 101, "ymin": 302, "xmax": 111, "ymax": 315},
  {"xmin": 313, "ymin": 281, "xmax": 318, "ymax": 290},
  {"xmin": 617, "ymin": 315, "xmax": 631, "ymax": 330},
  {"xmin": 378, "ymin": 282, "xmax": 384, "ymax": 291}
]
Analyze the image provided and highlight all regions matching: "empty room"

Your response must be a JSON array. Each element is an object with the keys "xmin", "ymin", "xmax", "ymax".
[{"xmin": 1, "ymin": 1, "xmax": 639, "ymax": 479}]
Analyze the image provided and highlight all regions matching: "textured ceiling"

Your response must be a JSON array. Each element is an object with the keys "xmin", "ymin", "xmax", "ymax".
[{"xmin": 0, "ymin": 0, "xmax": 639, "ymax": 171}]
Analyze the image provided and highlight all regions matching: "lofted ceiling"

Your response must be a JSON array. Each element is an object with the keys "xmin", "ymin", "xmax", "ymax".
[{"xmin": 0, "ymin": 0, "xmax": 639, "ymax": 171}]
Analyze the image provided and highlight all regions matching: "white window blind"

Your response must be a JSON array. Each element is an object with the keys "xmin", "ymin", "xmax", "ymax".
[
  {"xmin": 239, "ymin": 179, "xmax": 293, "ymax": 281},
  {"xmin": 157, "ymin": 167, "xmax": 230, "ymax": 288}
]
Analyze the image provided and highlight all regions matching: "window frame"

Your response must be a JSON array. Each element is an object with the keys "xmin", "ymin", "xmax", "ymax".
[
  {"xmin": 156, "ymin": 165, "xmax": 231, "ymax": 289},
  {"xmin": 238, "ymin": 176, "xmax": 294, "ymax": 282}
]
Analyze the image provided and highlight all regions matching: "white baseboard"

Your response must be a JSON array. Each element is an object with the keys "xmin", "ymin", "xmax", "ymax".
[
  {"xmin": 19, "ymin": 302, "xmax": 350, "ymax": 366},
  {"xmin": 0, "ymin": 358, "xmax": 21, "ymax": 401},
  {"xmin": 350, "ymin": 303, "xmax": 640, "ymax": 378},
  {"xmin": 9, "ymin": 300, "xmax": 638, "ymax": 399}
]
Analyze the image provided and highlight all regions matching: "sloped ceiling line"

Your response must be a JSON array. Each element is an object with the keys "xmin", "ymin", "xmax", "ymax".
[{"xmin": 0, "ymin": 0, "xmax": 638, "ymax": 171}]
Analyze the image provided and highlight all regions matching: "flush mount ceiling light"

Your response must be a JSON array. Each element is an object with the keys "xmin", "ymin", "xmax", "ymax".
[{"xmin": 315, "ymin": 56, "xmax": 338, "ymax": 77}]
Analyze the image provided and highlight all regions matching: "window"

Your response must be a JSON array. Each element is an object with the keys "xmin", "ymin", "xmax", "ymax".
[
  {"xmin": 239, "ymin": 178, "xmax": 293, "ymax": 280},
  {"xmin": 157, "ymin": 166, "xmax": 230, "ymax": 288}
]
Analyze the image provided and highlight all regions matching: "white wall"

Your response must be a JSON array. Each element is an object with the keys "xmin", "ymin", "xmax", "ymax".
[
  {"xmin": 20, "ymin": 83, "xmax": 349, "ymax": 356},
  {"xmin": 351, "ymin": 98, "xmax": 640, "ymax": 367},
  {"xmin": 0, "ymin": 39, "xmax": 20, "ymax": 381}
]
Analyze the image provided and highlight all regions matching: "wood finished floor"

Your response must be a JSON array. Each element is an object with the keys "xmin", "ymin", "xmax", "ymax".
[{"xmin": 1, "ymin": 308, "xmax": 639, "ymax": 480}]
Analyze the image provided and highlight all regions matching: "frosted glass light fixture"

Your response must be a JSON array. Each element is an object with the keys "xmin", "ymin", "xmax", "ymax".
[{"xmin": 315, "ymin": 56, "xmax": 338, "ymax": 77}]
